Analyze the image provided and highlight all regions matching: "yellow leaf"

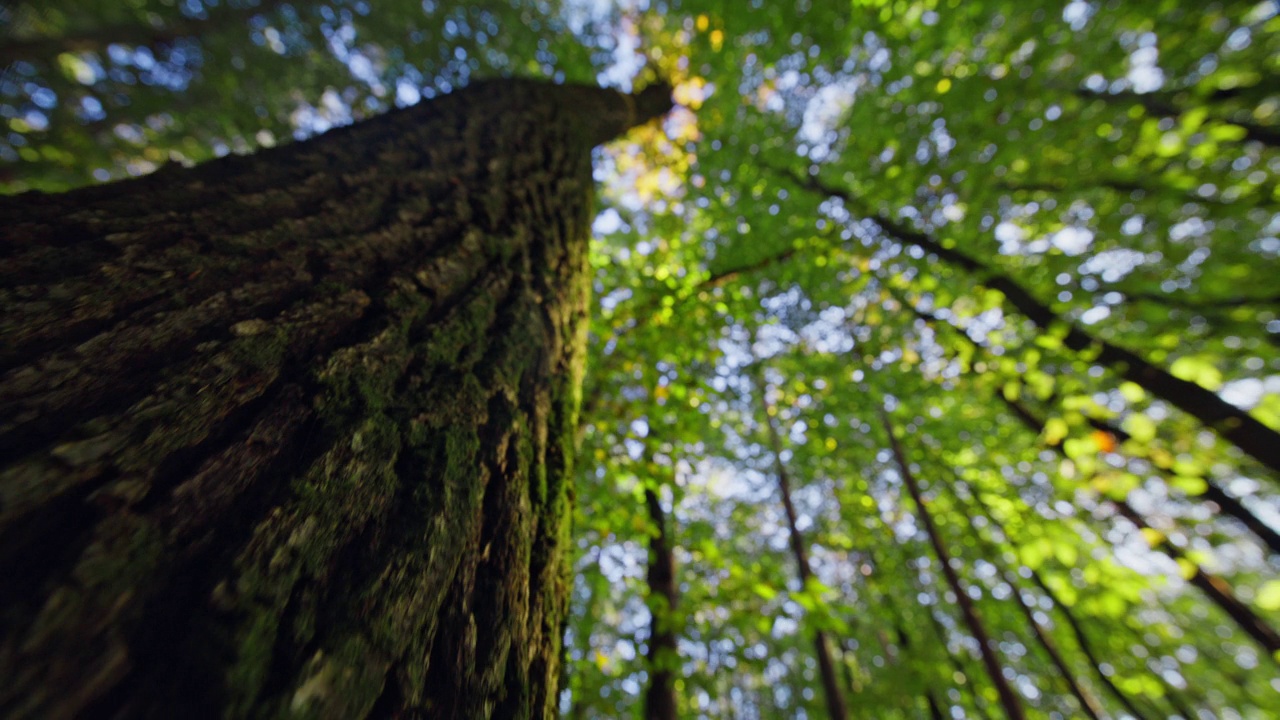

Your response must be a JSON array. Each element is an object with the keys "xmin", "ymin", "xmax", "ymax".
[
  {"xmin": 1122, "ymin": 413, "xmax": 1157, "ymax": 444},
  {"xmin": 1119, "ymin": 382, "xmax": 1145, "ymax": 403},
  {"xmin": 1257, "ymin": 580, "xmax": 1280, "ymax": 611},
  {"xmin": 936, "ymin": 78, "xmax": 952, "ymax": 94},
  {"xmin": 1171, "ymin": 475, "xmax": 1207, "ymax": 495},
  {"xmin": 1043, "ymin": 418, "xmax": 1069, "ymax": 446},
  {"xmin": 1140, "ymin": 528, "xmax": 1165, "ymax": 548},
  {"xmin": 710, "ymin": 29, "xmax": 724, "ymax": 51}
]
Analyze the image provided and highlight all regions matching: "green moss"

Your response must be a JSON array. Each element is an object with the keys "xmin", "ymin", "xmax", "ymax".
[
  {"xmin": 313, "ymin": 333, "xmax": 408, "ymax": 424},
  {"xmin": 71, "ymin": 514, "xmax": 165, "ymax": 590},
  {"xmin": 229, "ymin": 327, "xmax": 291, "ymax": 370},
  {"xmin": 226, "ymin": 608, "xmax": 281, "ymax": 718},
  {"xmin": 295, "ymin": 415, "xmax": 401, "ymax": 522},
  {"xmin": 522, "ymin": 428, "xmax": 546, "ymax": 508},
  {"xmin": 288, "ymin": 637, "xmax": 388, "ymax": 719}
]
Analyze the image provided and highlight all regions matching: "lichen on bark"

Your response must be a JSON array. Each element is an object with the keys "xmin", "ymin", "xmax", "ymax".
[{"xmin": 0, "ymin": 78, "xmax": 671, "ymax": 719}]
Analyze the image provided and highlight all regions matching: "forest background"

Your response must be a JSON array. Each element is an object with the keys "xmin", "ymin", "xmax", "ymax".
[{"xmin": 3, "ymin": 0, "xmax": 1279, "ymax": 718}]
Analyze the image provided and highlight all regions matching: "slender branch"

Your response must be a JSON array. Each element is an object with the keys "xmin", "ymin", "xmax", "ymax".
[
  {"xmin": 878, "ymin": 409, "xmax": 1027, "ymax": 720},
  {"xmin": 784, "ymin": 167, "xmax": 1280, "ymax": 475},
  {"xmin": 1002, "ymin": 567, "xmax": 1105, "ymax": 718},
  {"xmin": 928, "ymin": 472, "xmax": 1106, "ymax": 718},
  {"xmin": 1122, "ymin": 291, "xmax": 1280, "ymax": 312},
  {"xmin": 992, "ymin": 385, "xmax": 1280, "ymax": 660},
  {"xmin": 1075, "ymin": 88, "xmax": 1280, "ymax": 148},
  {"xmin": 1110, "ymin": 498, "xmax": 1280, "ymax": 657},
  {"xmin": 895, "ymin": 293, "xmax": 1280, "ymax": 557},
  {"xmin": 955, "ymin": 484, "xmax": 1163, "ymax": 720},
  {"xmin": 998, "ymin": 177, "xmax": 1234, "ymax": 207},
  {"xmin": 890, "ymin": 620, "xmax": 947, "ymax": 720},
  {"xmin": 750, "ymin": 358, "xmax": 849, "ymax": 720}
]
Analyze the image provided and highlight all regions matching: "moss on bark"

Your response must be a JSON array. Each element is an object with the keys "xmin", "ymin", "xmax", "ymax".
[{"xmin": 0, "ymin": 78, "xmax": 671, "ymax": 719}]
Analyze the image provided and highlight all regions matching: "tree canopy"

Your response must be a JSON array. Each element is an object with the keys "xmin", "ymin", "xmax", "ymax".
[{"xmin": 4, "ymin": 1, "xmax": 1279, "ymax": 718}]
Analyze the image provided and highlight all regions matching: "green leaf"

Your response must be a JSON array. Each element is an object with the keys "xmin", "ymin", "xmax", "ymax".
[
  {"xmin": 1259, "ymin": 581, "xmax": 1280, "ymax": 611},
  {"xmin": 1122, "ymin": 413, "xmax": 1157, "ymax": 444}
]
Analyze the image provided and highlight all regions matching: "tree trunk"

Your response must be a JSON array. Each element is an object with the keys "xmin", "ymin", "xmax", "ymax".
[
  {"xmin": 643, "ymin": 485, "xmax": 679, "ymax": 720},
  {"xmin": 749, "ymin": 363, "xmax": 849, "ymax": 720},
  {"xmin": 901, "ymin": 297, "xmax": 1280, "ymax": 558},
  {"xmin": 0, "ymin": 78, "xmax": 671, "ymax": 719},
  {"xmin": 878, "ymin": 410, "xmax": 1027, "ymax": 720},
  {"xmin": 790, "ymin": 169, "xmax": 1280, "ymax": 477},
  {"xmin": 991, "ymin": 392, "xmax": 1280, "ymax": 660}
]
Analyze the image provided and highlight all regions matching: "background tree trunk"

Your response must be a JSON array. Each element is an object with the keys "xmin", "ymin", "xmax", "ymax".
[
  {"xmin": 0, "ymin": 78, "xmax": 670, "ymax": 719},
  {"xmin": 643, "ymin": 485, "xmax": 679, "ymax": 720}
]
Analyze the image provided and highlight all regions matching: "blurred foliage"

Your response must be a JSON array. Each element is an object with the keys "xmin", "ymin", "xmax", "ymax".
[
  {"xmin": 5, "ymin": 1, "xmax": 1280, "ymax": 718},
  {"xmin": 0, "ymin": 0, "xmax": 603, "ymax": 190}
]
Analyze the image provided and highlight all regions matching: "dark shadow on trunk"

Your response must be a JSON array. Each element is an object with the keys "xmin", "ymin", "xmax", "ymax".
[{"xmin": 0, "ymin": 78, "xmax": 672, "ymax": 718}]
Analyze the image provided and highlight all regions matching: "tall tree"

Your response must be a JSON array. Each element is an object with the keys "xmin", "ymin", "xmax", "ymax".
[
  {"xmin": 751, "ymin": 361, "xmax": 849, "ymax": 720},
  {"xmin": 879, "ymin": 409, "xmax": 1026, "ymax": 720},
  {"xmin": 643, "ymin": 452, "xmax": 679, "ymax": 720},
  {"xmin": 789, "ymin": 170, "xmax": 1280, "ymax": 477},
  {"xmin": 0, "ymin": 77, "xmax": 671, "ymax": 718}
]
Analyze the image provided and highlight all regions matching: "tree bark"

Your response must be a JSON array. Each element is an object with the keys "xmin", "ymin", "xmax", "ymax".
[
  {"xmin": 0, "ymin": 78, "xmax": 671, "ymax": 719},
  {"xmin": 643, "ymin": 484, "xmax": 679, "ymax": 720}
]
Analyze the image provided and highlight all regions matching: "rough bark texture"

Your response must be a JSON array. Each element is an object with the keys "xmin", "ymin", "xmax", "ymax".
[{"xmin": 0, "ymin": 78, "xmax": 671, "ymax": 719}]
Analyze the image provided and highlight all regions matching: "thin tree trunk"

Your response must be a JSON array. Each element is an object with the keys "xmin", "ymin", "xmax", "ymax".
[
  {"xmin": 925, "ymin": 691, "xmax": 946, "ymax": 720},
  {"xmin": 987, "ymin": 559, "xmax": 1104, "ymax": 717},
  {"xmin": 644, "ymin": 482, "xmax": 679, "ymax": 720},
  {"xmin": 991, "ymin": 391, "xmax": 1280, "ymax": 661},
  {"xmin": 0, "ymin": 78, "xmax": 671, "ymax": 718},
  {"xmin": 924, "ymin": 463, "xmax": 1106, "ymax": 718},
  {"xmin": 789, "ymin": 170, "xmax": 1280, "ymax": 476},
  {"xmin": 916, "ymin": 572, "xmax": 995, "ymax": 720},
  {"xmin": 1031, "ymin": 574, "xmax": 1158, "ymax": 720},
  {"xmin": 750, "ymin": 364, "xmax": 849, "ymax": 720},
  {"xmin": 950, "ymin": 482, "xmax": 1156, "ymax": 720},
  {"xmin": 899, "ymin": 296, "xmax": 1280, "ymax": 557},
  {"xmin": 889, "ymin": 621, "xmax": 946, "ymax": 720},
  {"xmin": 966, "ymin": 477, "xmax": 1203, "ymax": 720},
  {"xmin": 878, "ymin": 410, "xmax": 1027, "ymax": 720}
]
